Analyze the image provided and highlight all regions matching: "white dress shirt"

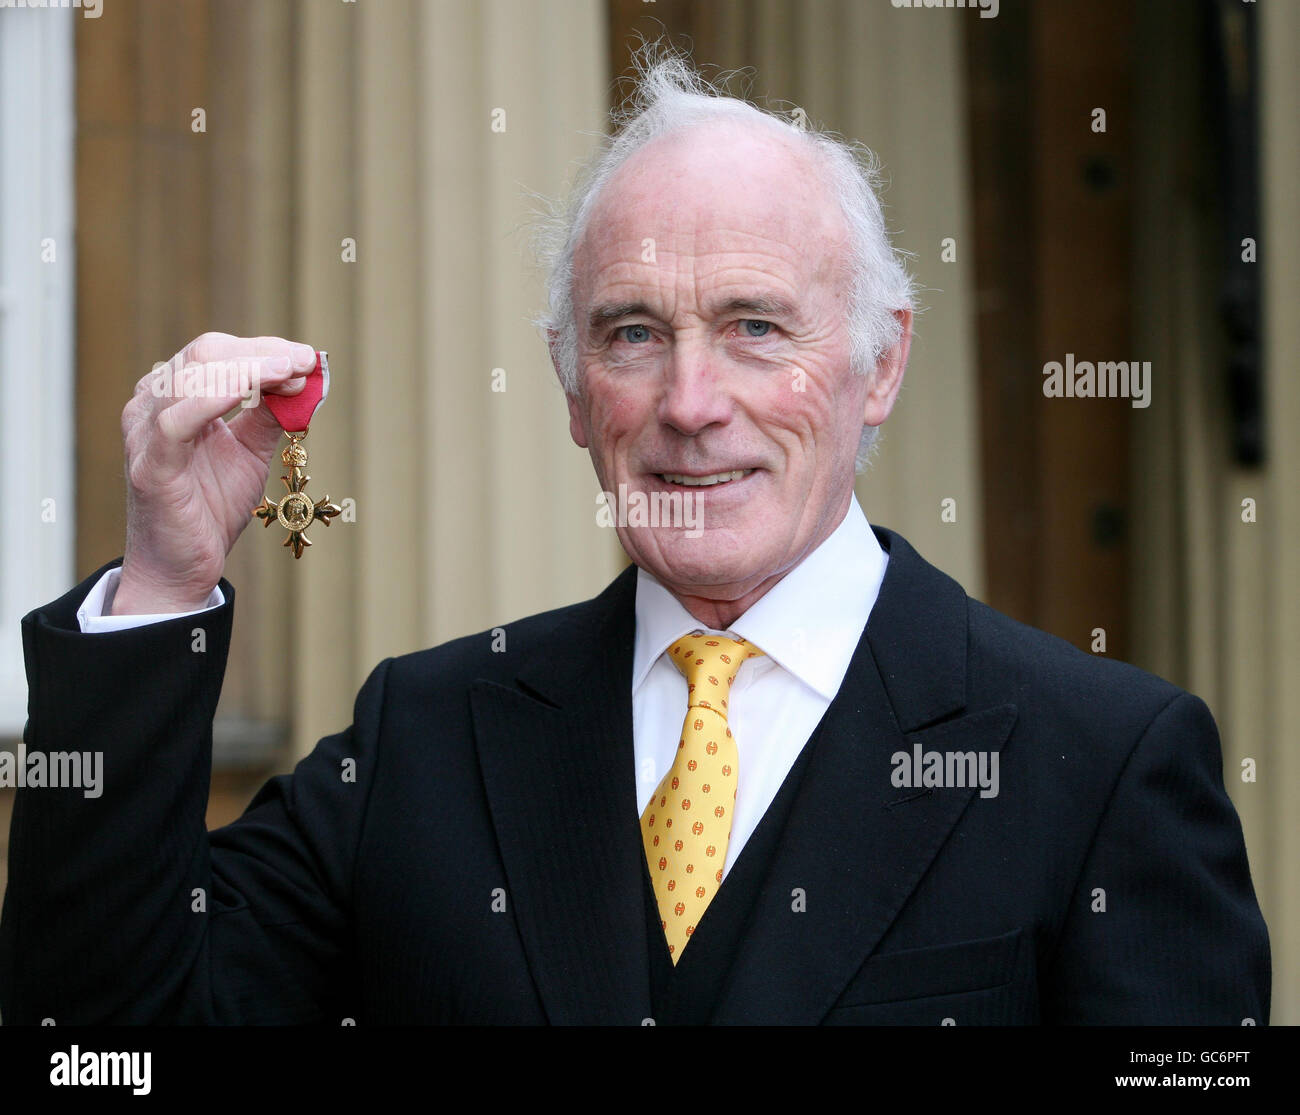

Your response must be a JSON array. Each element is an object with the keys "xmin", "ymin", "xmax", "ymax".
[
  {"xmin": 632, "ymin": 495, "xmax": 887, "ymax": 880},
  {"xmin": 78, "ymin": 498, "xmax": 888, "ymax": 882},
  {"xmin": 77, "ymin": 567, "xmax": 224, "ymax": 633}
]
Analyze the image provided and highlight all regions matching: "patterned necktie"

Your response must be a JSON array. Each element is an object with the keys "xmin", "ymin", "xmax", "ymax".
[{"xmin": 640, "ymin": 632, "xmax": 766, "ymax": 963}]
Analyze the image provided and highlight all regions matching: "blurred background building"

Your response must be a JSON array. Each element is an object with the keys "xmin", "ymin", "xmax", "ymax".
[{"xmin": 1, "ymin": 0, "xmax": 1296, "ymax": 1021}]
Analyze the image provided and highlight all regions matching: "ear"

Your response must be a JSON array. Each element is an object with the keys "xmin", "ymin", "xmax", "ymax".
[
  {"xmin": 548, "ymin": 329, "xmax": 590, "ymax": 449},
  {"xmin": 546, "ymin": 328, "xmax": 564, "ymax": 384},
  {"xmin": 863, "ymin": 309, "xmax": 912, "ymax": 427},
  {"xmin": 565, "ymin": 392, "xmax": 589, "ymax": 449}
]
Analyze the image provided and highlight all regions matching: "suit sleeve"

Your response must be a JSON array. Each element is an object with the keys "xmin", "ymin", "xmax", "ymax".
[
  {"xmin": 0, "ymin": 560, "xmax": 390, "ymax": 1025},
  {"xmin": 1045, "ymin": 691, "xmax": 1271, "ymax": 1024}
]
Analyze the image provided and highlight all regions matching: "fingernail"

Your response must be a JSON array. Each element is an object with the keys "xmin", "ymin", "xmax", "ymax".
[
  {"xmin": 265, "ymin": 355, "xmax": 291, "ymax": 375},
  {"xmin": 290, "ymin": 343, "xmax": 317, "ymax": 369},
  {"xmin": 283, "ymin": 377, "xmax": 306, "ymax": 393}
]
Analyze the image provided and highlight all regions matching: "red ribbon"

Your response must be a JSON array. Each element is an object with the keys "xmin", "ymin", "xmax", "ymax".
[{"xmin": 265, "ymin": 350, "xmax": 330, "ymax": 434}]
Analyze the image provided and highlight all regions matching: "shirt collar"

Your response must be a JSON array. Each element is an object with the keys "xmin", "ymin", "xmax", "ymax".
[{"xmin": 631, "ymin": 495, "xmax": 888, "ymax": 700}]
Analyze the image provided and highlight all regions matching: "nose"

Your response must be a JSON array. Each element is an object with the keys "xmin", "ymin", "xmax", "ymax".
[{"xmin": 658, "ymin": 339, "xmax": 733, "ymax": 436}]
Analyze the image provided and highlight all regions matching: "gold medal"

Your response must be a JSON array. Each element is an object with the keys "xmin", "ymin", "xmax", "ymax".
[
  {"xmin": 253, "ymin": 433, "xmax": 341, "ymax": 558},
  {"xmin": 251, "ymin": 349, "xmax": 341, "ymax": 559}
]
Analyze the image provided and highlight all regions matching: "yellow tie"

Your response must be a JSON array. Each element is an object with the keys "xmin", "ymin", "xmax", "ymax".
[{"xmin": 640, "ymin": 632, "xmax": 766, "ymax": 963}]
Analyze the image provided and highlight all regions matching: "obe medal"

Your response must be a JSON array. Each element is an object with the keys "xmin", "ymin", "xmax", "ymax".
[{"xmin": 252, "ymin": 350, "xmax": 342, "ymax": 559}]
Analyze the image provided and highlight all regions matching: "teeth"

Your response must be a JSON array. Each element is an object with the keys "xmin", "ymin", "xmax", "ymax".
[{"xmin": 660, "ymin": 470, "xmax": 752, "ymax": 487}]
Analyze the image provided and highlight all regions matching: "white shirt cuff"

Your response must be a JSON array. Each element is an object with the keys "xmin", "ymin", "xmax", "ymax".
[{"xmin": 76, "ymin": 567, "xmax": 225, "ymax": 633}]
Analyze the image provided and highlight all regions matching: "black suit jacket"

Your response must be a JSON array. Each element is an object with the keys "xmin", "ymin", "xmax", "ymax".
[{"xmin": 0, "ymin": 527, "xmax": 1270, "ymax": 1024}]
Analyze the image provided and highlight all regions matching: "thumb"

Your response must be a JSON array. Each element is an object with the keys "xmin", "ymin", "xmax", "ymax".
[{"xmin": 228, "ymin": 397, "xmax": 293, "ymax": 462}]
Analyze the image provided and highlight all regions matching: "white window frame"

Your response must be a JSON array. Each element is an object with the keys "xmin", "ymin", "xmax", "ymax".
[{"xmin": 0, "ymin": 7, "xmax": 76, "ymax": 737}]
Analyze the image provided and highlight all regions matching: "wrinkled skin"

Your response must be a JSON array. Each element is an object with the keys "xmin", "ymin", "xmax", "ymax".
[{"xmin": 559, "ymin": 122, "xmax": 911, "ymax": 629}]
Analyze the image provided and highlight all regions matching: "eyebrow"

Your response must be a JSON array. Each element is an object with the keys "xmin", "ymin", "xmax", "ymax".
[
  {"xmin": 587, "ymin": 301, "xmax": 654, "ymax": 332},
  {"xmin": 707, "ymin": 295, "xmax": 798, "ymax": 320},
  {"xmin": 585, "ymin": 294, "xmax": 798, "ymax": 333}
]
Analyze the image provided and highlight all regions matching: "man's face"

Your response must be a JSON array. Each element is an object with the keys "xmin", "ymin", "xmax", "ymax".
[{"xmin": 563, "ymin": 122, "xmax": 906, "ymax": 616}]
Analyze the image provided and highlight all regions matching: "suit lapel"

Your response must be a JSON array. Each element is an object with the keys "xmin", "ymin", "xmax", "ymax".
[
  {"xmin": 470, "ymin": 565, "xmax": 652, "ymax": 1025},
  {"xmin": 711, "ymin": 527, "xmax": 1018, "ymax": 1024},
  {"xmin": 469, "ymin": 527, "xmax": 1019, "ymax": 1025}
]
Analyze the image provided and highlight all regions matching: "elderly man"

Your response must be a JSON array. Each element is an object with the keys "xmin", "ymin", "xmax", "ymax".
[{"xmin": 0, "ymin": 54, "xmax": 1269, "ymax": 1025}]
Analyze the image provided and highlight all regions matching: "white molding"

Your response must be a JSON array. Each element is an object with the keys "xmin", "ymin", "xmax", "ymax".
[{"xmin": 0, "ymin": 7, "xmax": 76, "ymax": 736}]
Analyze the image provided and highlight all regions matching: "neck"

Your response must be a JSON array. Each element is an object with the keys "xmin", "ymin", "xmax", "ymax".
[{"xmin": 671, "ymin": 573, "xmax": 790, "ymax": 631}]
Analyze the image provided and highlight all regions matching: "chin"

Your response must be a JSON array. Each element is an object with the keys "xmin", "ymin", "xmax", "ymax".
[{"xmin": 631, "ymin": 528, "xmax": 761, "ymax": 590}]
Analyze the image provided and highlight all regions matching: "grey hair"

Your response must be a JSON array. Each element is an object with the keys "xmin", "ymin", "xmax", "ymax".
[{"xmin": 532, "ymin": 43, "xmax": 916, "ymax": 472}]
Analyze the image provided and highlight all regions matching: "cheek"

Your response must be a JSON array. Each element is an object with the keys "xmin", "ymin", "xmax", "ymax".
[
  {"xmin": 585, "ymin": 378, "xmax": 653, "ymax": 452},
  {"xmin": 746, "ymin": 366, "xmax": 841, "ymax": 446}
]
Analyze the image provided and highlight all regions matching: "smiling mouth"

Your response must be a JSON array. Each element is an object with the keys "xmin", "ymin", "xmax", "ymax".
[{"xmin": 656, "ymin": 469, "xmax": 755, "ymax": 487}]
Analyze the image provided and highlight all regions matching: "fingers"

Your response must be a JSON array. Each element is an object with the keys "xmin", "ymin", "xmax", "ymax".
[
  {"xmin": 180, "ymin": 332, "xmax": 316, "ymax": 372},
  {"xmin": 130, "ymin": 334, "xmax": 318, "ymax": 476},
  {"xmin": 152, "ymin": 358, "xmax": 279, "ymax": 446}
]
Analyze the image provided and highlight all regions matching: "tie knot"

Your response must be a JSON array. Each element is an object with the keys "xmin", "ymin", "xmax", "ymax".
[{"xmin": 667, "ymin": 633, "xmax": 765, "ymax": 716}]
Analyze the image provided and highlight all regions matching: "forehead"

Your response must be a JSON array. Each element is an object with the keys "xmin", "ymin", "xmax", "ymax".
[{"xmin": 574, "ymin": 122, "xmax": 848, "ymax": 301}]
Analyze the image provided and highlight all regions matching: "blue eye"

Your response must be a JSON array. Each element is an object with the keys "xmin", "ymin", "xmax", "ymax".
[
  {"xmin": 618, "ymin": 324, "xmax": 652, "ymax": 344},
  {"xmin": 741, "ymin": 320, "xmax": 773, "ymax": 337}
]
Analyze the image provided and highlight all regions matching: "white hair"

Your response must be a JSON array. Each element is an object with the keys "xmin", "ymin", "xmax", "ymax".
[{"xmin": 533, "ymin": 44, "xmax": 916, "ymax": 471}]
